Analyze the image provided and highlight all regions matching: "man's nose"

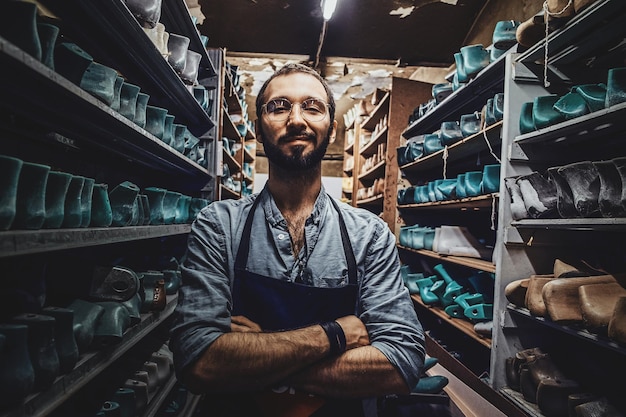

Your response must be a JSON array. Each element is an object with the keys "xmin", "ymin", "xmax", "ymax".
[{"xmin": 287, "ymin": 103, "xmax": 306, "ymax": 124}]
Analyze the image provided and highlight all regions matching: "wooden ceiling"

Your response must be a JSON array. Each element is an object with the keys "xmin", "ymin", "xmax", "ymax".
[{"xmin": 197, "ymin": 0, "xmax": 490, "ymax": 66}]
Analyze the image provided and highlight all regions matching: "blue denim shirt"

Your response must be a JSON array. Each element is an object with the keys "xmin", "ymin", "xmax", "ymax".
[{"xmin": 169, "ymin": 186, "xmax": 425, "ymax": 389}]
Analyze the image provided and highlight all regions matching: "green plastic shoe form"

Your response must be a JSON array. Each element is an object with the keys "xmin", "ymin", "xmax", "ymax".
[
  {"xmin": 440, "ymin": 120, "xmax": 463, "ymax": 146},
  {"xmin": 606, "ymin": 67, "xmax": 626, "ymax": 108},
  {"xmin": 532, "ymin": 95, "xmax": 566, "ymax": 130},
  {"xmin": 573, "ymin": 83, "xmax": 606, "ymax": 113},
  {"xmin": 163, "ymin": 191, "xmax": 182, "ymax": 225},
  {"xmin": 41, "ymin": 306, "xmax": 79, "ymax": 374},
  {"xmin": 43, "ymin": 170, "xmax": 72, "ymax": 229},
  {"xmin": 423, "ymin": 133, "xmax": 443, "ymax": 155},
  {"xmin": 37, "ymin": 22, "xmax": 59, "ymax": 69},
  {"xmin": 66, "ymin": 299, "xmax": 105, "ymax": 352},
  {"xmin": 454, "ymin": 52, "xmax": 468, "ymax": 83},
  {"xmin": 110, "ymin": 76, "xmax": 124, "ymax": 112},
  {"xmin": 79, "ymin": 177, "xmax": 95, "ymax": 228},
  {"xmin": 0, "ymin": 324, "xmax": 35, "ymax": 408},
  {"xmin": 553, "ymin": 90, "xmax": 590, "ymax": 120},
  {"xmin": 80, "ymin": 62, "xmax": 119, "ymax": 106},
  {"xmin": 519, "ymin": 101, "xmax": 536, "ymax": 134},
  {"xmin": 14, "ymin": 161, "xmax": 50, "ymax": 230},
  {"xmin": 174, "ymin": 194, "xmax": 191, "ymax": 224},
  {"xmin": 144, "ymin": 187, "xmax": 167, "ymax": 225},
  {"xmin": 0, "ymin": 0, "xmax": 41, "ymax": 61},
  {"xmin": 62, "ymin": 175, "xmax": 85, "ymax": 228},
  {"xmin": 460, "ymin": 112, "xmax": 482, "ymax": 137},
  {"xmin": 433, "ymin": 263, "xmax": 466, "ymax": 307},
  {"xmin": 92, "ymin": 302, "xmax": 131, "ymax": 349},
  {"xmin": 0, "ymin": 155, "xmax": 23, "ymax": 230},
  {"xmin": 460, "ymin": 44, "xmax": 490, "ymax": 78},
  {"xmin": 91, "ymin": 183, "xmax": 113, "ymax": 227},
  {"xmin": 464, "ymin": 171, "xmax": 483, "ymax": 197},
  {"xmin": 482, "ymin": 164, "xmax": 501, "ymax": 194},
  {"xmin": 144, "ymin": 105, "xmax": 168, "ymax": 141},
  {"xmin": 411, "ymin": 375, "xmax": 449, "ymax": 394},
  {"xmin": 404, "ymin": 273, "xmax": 424, "ymax": 295},
  {"xmin": 492, "ymin": 20, "xmax": 521, "ymax": 50},
  {"xmin": 109, "ymin": 181, "xmax": 140, "ymax": 227},
  {"xmin": 119, "ymin": 82, "xmax": 140, "ymax": 121},
  {"xmin": 134, "ymin": 92, "xmax": 150, "ymax": 129}
]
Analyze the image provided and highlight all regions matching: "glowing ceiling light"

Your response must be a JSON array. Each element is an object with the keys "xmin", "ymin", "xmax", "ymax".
[{"xmin": 321, "ymin": 0, "xmax": 337, "ymax": 21}]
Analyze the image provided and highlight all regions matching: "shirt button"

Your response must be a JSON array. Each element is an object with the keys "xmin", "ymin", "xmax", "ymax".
[{"xmin": 277, "ymin": 233, "xmax": 286, "ymax": 240}]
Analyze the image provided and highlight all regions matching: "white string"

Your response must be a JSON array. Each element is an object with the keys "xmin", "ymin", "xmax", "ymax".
[
  {"xmin": 542, "ymin": 0, "xmax": 573, "ymax": 88},
  {"xmin": 490, "ymin": 194, "xmax": 497, "ymax": 231},
  {"xmin": 483, "ymin": 129, "xmax": 501, "ymax": 163},
  {"xmin": 442, "ymin": 146, "xmax": 449, "ymax": 180}
]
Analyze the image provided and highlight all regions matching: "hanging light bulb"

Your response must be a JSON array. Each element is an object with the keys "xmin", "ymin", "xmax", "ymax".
[{"xmin": 321, "ymin": 0, "xmax": 337, "ymax": 21}]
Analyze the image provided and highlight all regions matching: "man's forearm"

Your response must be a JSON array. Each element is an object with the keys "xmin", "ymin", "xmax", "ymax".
[
  {"xmin": 184, "ymin": 324, "xmax": 330, "ymax": 393},
  {"xmin": 287, "ymin": 345, "xmax": 410, "ymax": 398}
]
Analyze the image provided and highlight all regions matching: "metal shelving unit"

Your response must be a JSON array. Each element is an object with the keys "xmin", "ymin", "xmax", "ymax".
[{"xmin": 0, "ymin": 295, "xmax": 178, "ymax": 417}]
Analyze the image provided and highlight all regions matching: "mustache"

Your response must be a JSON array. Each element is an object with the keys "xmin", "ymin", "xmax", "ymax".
[{"xmin": 277, "ymin": 130, "xmax": 316, "ymax": 143}]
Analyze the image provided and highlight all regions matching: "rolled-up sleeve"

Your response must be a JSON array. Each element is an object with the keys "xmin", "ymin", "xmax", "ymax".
[
  {"xmin": 357, "ymin": 219, "xmax": 426, "ymax": 389},
  {"xmin": 169, "ymin": 204, "xmax": 233, "ymax": 378}
]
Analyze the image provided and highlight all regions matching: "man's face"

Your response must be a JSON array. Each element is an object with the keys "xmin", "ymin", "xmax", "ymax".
[{"xmin": 257, "ymin": 72, "xmax": 336, "ymax": 171}]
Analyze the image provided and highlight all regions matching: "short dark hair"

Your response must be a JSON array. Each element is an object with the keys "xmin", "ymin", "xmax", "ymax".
[{"xmin": 255, "ymin": 63, "xmax": 336, "ymax": 122}]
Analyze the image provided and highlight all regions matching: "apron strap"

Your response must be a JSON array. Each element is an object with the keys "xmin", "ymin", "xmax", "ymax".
[
  {"xmin": 328, "ymin": 196, "xmax": 358, "ymax": 286},
  {"xmin": 235, "ymin": 193, "xmax": 358, "ymax": 285},
  {"xmin": 234, "ymin": 194, "xmax": 262, "ymax": 271}
]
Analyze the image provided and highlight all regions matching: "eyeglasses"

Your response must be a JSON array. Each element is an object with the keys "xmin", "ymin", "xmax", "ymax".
[{"xmin": 261, "ymin": 98, "xmax": 329, "ymax": 122}]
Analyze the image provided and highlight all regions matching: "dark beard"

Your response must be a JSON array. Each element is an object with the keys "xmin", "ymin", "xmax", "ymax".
[{"xmin": 262, "ymin": 127, "xmax": 332, "ymax": 171}]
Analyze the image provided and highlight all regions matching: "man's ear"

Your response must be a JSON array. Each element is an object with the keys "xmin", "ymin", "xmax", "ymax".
[
  {"xmin": 329, "ymin": 120, "xmax": 338, "ymax": 145},
  {"xmin": 255, "ymin": 122, "xmax": 263, "ymax": 144}
]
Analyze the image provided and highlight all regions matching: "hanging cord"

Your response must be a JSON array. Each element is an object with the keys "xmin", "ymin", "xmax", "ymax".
[
  {"xmin": 313, "ymin": 20, "xmax": 328, "ymax": 71},
  {"xmin": 490, "ymin": 193, "xmax": 497, "ymax": 230},
  {"xmin": 542, "ymin": 0, "xmax": 573, "ymax": 87},
  {"xmin": 483, "ymin": 129, "xmax": 501, "ymax": 163},
  {"xmin": 442, "ymin": 145, "xmax": 449, "ymax": 180}
]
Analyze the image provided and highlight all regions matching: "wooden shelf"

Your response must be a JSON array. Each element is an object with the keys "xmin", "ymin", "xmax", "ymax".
[
  {"xmin": 160, "ymin": 0, "xmax": 217, "ymax": 77},
  {"xmin": 507, "ymin": 305, "xmax": 626, "ymax": 356},
  {"xmin": 1, "ymin": 294, "xmax": 178, "ymax": 417},
  {"xmin": 356, "ymin": 193, "xmax": 384, "ymax": 207},
  {"xmin": 0, "ymin": 225, "xmax": 192, "ymax": 258},
  {"xmin": 359, "ymin": 126, "xmax": 388, "ymax": 157},
  {"xmin": 358, "ymin": 159, "xmax": 386, "ymax": 181},
  {"xmin": 412, "ymin": 295, "xmax": 491, "ymax": 348},
  {"xmin": 222, "ymin": 110, "xmax": 243, "ymax": 141},
  {"xmin": 511, "ymin": 217, "xmax": 626, "ymax": 232},
  {"xmin": 243, "ymin": 144, "xmax": 256, "ymax": 163},
  {"xmin": 223, "ymin": 148, "xmax": 242, "ymax": 173},
  {"xmin": 403, "ymin": 57, "xmax": 506, "ymax": 137},
  {"xmin": 398, "ymin": 246, "xmax": 496, "ymax": 273},
  {"xmin": 515, "ymin": 0, "xmax": 626, "ymax": 67},
  {"xmin": 361, "ymin": 93, "xmax": 390, "ymax": 131},
  {"xmin": 499, "ymin": 388, "xmax": 543, "ymax": 417},
  {"xmin": 142, "ymin": 372, "xmax": 178, "ymax": 417},
  {"xmin": 38, "ymin": 0, "xmax": 214, "ymax": 137},
  {"xmin": 179, "ymin": 393, "xmax": 203, "ymax": 417},
  {"xmin": 220, "ymin": 184, "xmax": 240, "ymax": 200},
  {"xmin": 400, "ymin": 122, "xmax": 503, "ymax": 175},
  {"xmin": 426, "ymin": 336, "xmax": 527, "ymax": 417},
  {"xmin": 398, "ymin": 193, "xmax": 498, "ymax": 212},
  {"xmin": 0, "ymin": 37, "xmax": 210, "ymax": 179}
]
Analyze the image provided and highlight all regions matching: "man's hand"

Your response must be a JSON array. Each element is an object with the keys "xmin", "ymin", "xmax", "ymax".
[
  {"xmin": 334, "ymin": 315, "xmax": 370, "ymax": 350},
  {"xmin": 231, "ymin": 315, "xmax": 262, "ymax": 332}
]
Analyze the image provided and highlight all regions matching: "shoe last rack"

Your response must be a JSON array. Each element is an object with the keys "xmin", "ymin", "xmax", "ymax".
[
  {"xmin": 494, "ymin": 0, "xmax": 626, "ymax": 414},
  {"xmin": 0, "ymin": 0, "xmax": 249, "ymax": 416},
  {"xmin": 383, "ymin": 0, "xmax": 626, "ymax": 416}
]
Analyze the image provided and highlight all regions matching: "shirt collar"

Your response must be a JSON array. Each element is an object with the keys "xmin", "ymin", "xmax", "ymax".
[{"xmin": 259, "ymin": 184, "xmax": 328, "ymax": 227}]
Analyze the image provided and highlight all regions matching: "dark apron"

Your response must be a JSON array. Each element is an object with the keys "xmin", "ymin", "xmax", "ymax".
[{"xmin": 204, "ymin": 194, "xmax": 364, "ymax": 417}]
